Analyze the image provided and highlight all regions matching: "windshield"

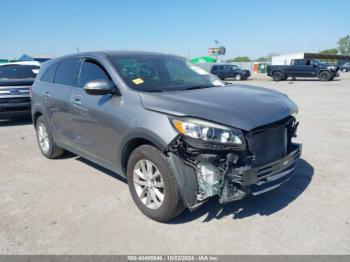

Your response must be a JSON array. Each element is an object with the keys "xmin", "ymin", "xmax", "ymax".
[
  {"xmin": 109, "ymin": 54, "xmax": 224, "ymax": 92},
  {"xmin": 232, "ymin": 65, "xmax": 240, "ymax": 70},
  {"xmin": 0, "ymin": 65, "xmax": 39, "ymax": 79}
]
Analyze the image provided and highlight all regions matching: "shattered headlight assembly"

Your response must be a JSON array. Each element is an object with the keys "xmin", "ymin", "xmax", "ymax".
[{"xmin": 170, "ymin": 117, "xmax": 245, "ymax": 148}]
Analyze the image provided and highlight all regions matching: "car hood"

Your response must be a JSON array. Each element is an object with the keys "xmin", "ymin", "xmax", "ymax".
[{"xmin": 139, "ymin": 85, "xmax": 298, "ymax": 131}]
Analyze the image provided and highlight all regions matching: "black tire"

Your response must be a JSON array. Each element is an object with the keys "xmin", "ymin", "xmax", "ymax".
[
  {"xmin": 272, "ymin": 71, "xmax": 283, "ymax": 81},
  {"xmin": 127, "ymin": 145, "xmax": 185, "ymax": 222},
  {"xmin": 281, "ymin": 76, "xmax": 288, "ymax": 81},
  {"xmin": 318, "ymin": 71, "xmax": 331, "ymax": 81},
  {"xmin": 35, "ymin": 116, "xmax": 64, "ymax": 159}
]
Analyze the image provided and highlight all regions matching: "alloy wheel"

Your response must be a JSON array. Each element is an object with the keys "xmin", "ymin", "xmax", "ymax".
[
  {"xmin": 133, "ymin": 159, "xmax": 165, "ymax": 209},
  {"xmin": 37, "ymin": 122, "xmax": 50, "ymax": 153}
]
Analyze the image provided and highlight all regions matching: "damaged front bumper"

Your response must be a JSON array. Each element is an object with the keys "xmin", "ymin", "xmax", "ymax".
[
  {"xmin": 219, "ymin": 144, "xmax": 301, "ymax": 204},
  {"xmin": 167, "ymin": 117, "xmax": 302, "ymax": 210}
]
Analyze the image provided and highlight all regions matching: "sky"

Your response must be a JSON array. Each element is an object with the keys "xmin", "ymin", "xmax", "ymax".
[{"xmin": 1, "ymin": 0, "xmax": 350, "ymax": 60}]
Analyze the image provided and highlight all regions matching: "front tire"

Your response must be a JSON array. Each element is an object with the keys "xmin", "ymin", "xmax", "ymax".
[
  {"xmin": 127, "ymin": 145, "xmax": 184, "ymax": 222},
  {"xmin": 318, "ymin": 71, "xmax": 331, "ymax": 81},
  {"xmin": 343, "ymin": 68, "xmax": 347, "ymax": 72},
  {"xmin": 35, "ymin": 116, "xmax": 64, "ymax": 159}
]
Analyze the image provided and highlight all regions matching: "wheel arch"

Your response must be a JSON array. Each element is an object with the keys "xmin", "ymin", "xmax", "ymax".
[
  {"xmin": 33, "ymin": 111, "xmax": 43, "ymax": 127},
  {"xmin": 119, "ymin": 130, "xmax": 171, "ymax": 175},
  {"xmin": 272, "ymin": 70, "xmax": 284, "ymax": 76},
  {"xmin": 318, "ymin": 69, "xmax": 331, "ymax": 76}
]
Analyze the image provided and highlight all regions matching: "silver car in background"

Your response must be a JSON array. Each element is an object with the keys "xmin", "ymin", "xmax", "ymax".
[
  {"xmin": 0, "ymin": 62, "xmax": 40, "ymax": 119},
  {"xmin": 31, "ymin": 51, "xmax": 301, "ymax": 222}
]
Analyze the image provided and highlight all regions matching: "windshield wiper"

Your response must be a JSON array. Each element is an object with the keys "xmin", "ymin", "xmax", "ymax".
[
  {"xmin": 183, "ymin": 85, "xmax": 213, "ymax": 91},
  {"xmin": 144, "ymin": 89, "xmax": 165, "ymax": 93}
]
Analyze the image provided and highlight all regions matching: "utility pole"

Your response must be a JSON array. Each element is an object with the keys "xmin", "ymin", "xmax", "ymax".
[{"xmin": 214, "ymin": 40, "xmax": 220, "ymax": 62}]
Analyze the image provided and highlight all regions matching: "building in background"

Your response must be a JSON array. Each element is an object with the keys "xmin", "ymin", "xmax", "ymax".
[{"xmin": 272, "ymin": 53, "xmax": 350, "ymax": 65}]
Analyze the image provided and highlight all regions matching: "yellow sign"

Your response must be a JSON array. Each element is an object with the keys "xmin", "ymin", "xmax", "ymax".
[{"xmin": 132, "ymin": 78, "xmax": 144, "ymax": 85}]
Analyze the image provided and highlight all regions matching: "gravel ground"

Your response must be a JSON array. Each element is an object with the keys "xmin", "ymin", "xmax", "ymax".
[{"xmin": 0, "ymin": 73, "xmax": 349, "ymax": 255}]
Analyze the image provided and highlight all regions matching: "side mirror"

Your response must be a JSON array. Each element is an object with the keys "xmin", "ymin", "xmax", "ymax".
[{"xmin": 84, "ymin": 79, "xmax": 113, "ymax": 95}]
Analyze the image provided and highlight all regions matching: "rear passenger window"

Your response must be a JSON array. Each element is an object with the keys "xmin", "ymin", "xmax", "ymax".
[
  {"xmin": 79, "ymin": 60, "xmax": 111, "ymax": 88},
  {"xmin": 54, "ymin": 58, "xmax": 81, "ymax": 86},
  {"xmin": 40, "ymin": 62, "xmax": 58, "ymax": 83}
]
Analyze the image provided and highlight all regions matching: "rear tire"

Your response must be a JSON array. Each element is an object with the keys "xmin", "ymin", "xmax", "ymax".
[
  {"xmin": 35, "ymin": 116, "xmax": 64, "ymax": 159},
  {"xmin": 318, "ymin": 71, "xmax": 331, "ymax": 81},
  {"xmin": 272, "ymin": 71, "xmax": 283, "ymax": 81},
  {"xmin": 343, "ymin": 69, "xmax": 347, "ymax": 72},
  {"xmin": 127, "ymin": 145, "xmax": 185, "ymax": 222}
]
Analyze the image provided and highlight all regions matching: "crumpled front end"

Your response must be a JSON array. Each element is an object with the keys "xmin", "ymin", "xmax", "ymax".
[{"xmin": 167, "ymin": 116, "xmax": 301, "ymax": 209}]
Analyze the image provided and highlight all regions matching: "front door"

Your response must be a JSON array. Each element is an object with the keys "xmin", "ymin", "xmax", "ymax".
[{"xmin": 70, "ymin": 58, "xmax": 123, "ymax": 165}]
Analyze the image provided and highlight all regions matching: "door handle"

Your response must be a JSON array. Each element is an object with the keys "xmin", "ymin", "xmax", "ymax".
[
  {"xmin": 72, "ymin": 99, "xmax": 82, "ymax": 106},
  {"xmin": 44, "ymin": 92, "xmax": 51, "ymax": 97}
]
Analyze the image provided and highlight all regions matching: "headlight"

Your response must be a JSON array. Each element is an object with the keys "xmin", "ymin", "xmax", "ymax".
[
  {"xmin": 170, "ymin": 117, "xmax": 245, "ymax": 145},
  {"xmin": 290, "ymin": 105, "xmax": 298, "ymax": 117}
]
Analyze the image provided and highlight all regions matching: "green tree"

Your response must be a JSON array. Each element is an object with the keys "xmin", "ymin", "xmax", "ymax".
[
  {"xmin": 256, "ymin": 56, "xmax": 268, "ymax": 62},
  {"xmin": 337, "ymin": 35, "xmax": 350, "ymax": 55},
  {"xmin": 231, "ymin": 56, "xmax": 251, "ymax": 62},
  {"xmin": 319, "ymin": 48, "xmax": 338, "ymax": 55}
]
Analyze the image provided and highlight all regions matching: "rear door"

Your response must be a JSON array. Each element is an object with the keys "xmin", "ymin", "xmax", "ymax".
[{"xmin": 46, "ymin": 57, "xmax": 81, "ymax": 146}]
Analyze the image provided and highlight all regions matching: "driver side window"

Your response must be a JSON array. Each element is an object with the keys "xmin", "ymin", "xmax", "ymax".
[{"xmin": 79, "ymin": 59, "xmax": 111, "ymax": 88}]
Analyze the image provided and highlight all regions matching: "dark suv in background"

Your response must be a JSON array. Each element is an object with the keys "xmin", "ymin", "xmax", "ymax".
[
  {"xmin": 31, "ymin": 51, "xmax": 301, "ymax": 222},
  {"xmin": 210, "ymin": 64, "xmax": 251, "ymax": 81},
  {"xmin": 0, "ymin": 63, "xmax": 40, "ymax": 119},
  {"xmin": 340, "ymin": 63, "xmax": 350, "ymax": 72}
]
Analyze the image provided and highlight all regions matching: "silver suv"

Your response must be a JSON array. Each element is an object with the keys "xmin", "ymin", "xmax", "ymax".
[{"xmin": 31, "ymin": 51, "xmax": 301, "ymax": 222}]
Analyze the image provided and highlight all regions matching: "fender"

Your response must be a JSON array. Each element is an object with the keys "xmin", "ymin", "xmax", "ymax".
[
  {"xmin": 117, "ymin": 127, "xmax": 172, "ymax": 174},
  {"xmin": 168, "ymin": 152, "xmax": 198, "ymax": 209}
]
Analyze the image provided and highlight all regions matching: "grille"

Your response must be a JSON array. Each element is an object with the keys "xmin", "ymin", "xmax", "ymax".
[
  {"xmin": 0, "ymin": 97, "xmax": 31, "ymax": 104},
  {"xmin": 247, "ymin": 124, "xmax": 287, "ymax": 167}
]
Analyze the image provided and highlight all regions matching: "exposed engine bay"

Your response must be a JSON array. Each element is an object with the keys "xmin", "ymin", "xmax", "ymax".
[{"xmin": 167, "ymin": 116, "xmax": 301, "ymax": 209}]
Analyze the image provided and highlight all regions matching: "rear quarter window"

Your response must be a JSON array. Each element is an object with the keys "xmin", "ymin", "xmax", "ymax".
[
  {"xmin": 40, "ymin": 62, "xmax": 58, "ymax": 83},
  {"xmin": 54, "ymin": 58, "xmax": 81, "ymax": 86}
]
